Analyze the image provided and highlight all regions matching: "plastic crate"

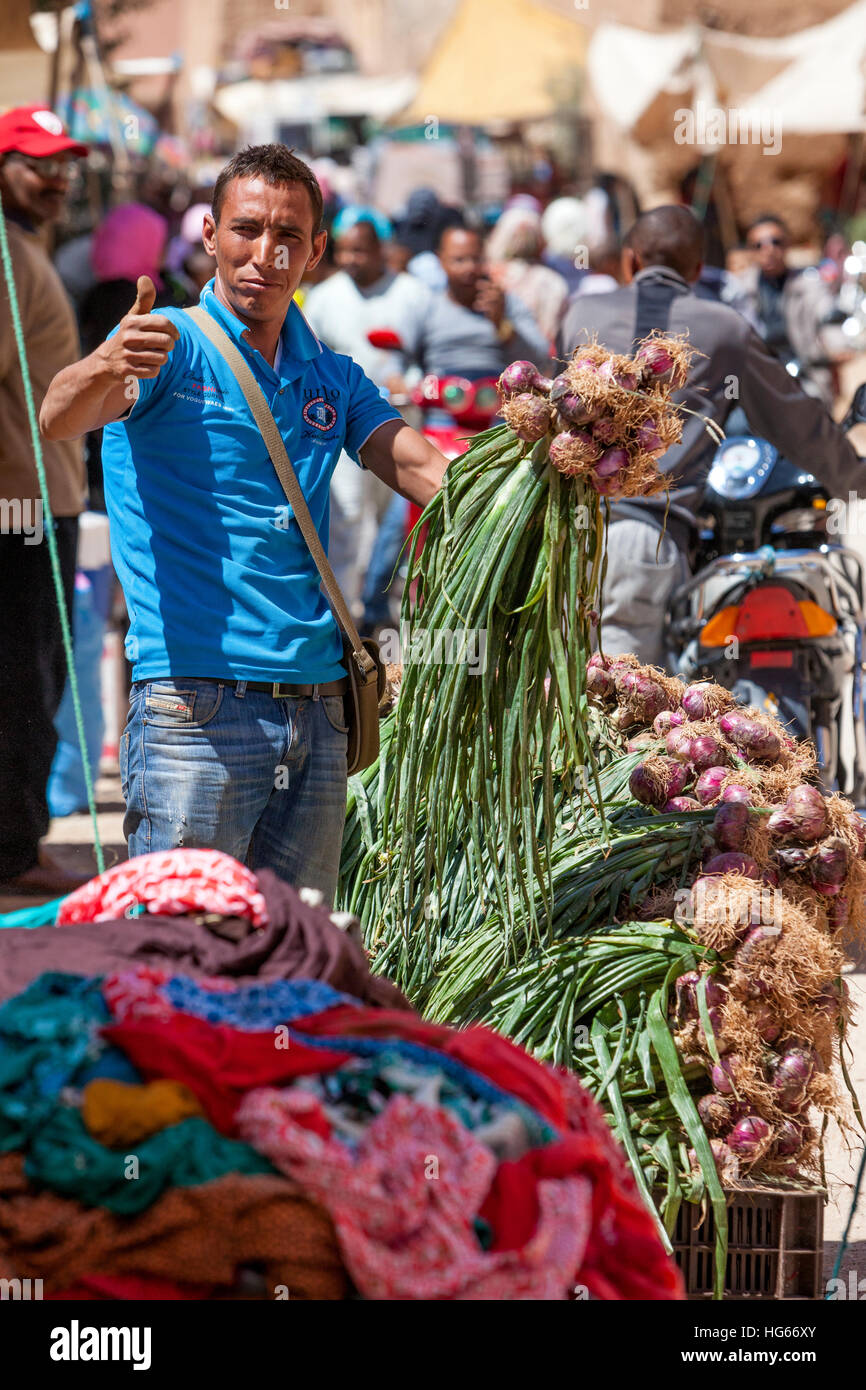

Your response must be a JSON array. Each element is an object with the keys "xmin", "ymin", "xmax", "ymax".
[{"xmin": 663, "ymin": 1186, "xmax": 825, "ymax": 1299}]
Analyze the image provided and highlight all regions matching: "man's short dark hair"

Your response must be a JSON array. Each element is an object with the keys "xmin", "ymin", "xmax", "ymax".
[
  {"xmin": 435, "ymin": 218, "xmax": 472, "ymax": 253},
  {"xmin": 746, "ymin": 213, "xmax": 789, "ymax": 239},
  {"xmin": 589, "ymin": 234, "xmax": 621, "ymax": 272},
  {"xmin": 212, "ymin": 144, "xmax": 324, "ymax": 233},
  {"xmin": 624, "ymin": 205, "xmax": 704, "ymax": 277}
]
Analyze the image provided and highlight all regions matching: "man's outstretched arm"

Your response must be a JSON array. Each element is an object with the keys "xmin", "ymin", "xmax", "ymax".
[
  {"xmin": 738, "ymin": 327, "xmax": 860, "ymax": 500},
  {"xmin": 359, "ymin": 418, "xmax": 448, "ymax": 509}
]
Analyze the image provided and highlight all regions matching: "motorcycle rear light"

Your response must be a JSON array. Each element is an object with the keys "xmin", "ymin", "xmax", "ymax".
[
  {"xmin": 474, "ymin": 385, "xmax": 500, "ymax": 413},
  {"xmin": 699, "ymin": 588, "xmax": 837, "ymax": 647},
  {"xmin": 699, "ymin": 604, "xmax": 741, "ymax": 647},
  {"xmin": 799, "ymin": 600, "xmax": 837, "ymax": 636},
  {"xmin": 412, "ymin": 376, "xmax": 499, "ymax": 424},
  {"xmin": 750, "ymin": 650, "xmax": 795, "ymax": 669},
  {"xmin": 735, "ymin": 586, "xmax": 808, "ymax": 641}
]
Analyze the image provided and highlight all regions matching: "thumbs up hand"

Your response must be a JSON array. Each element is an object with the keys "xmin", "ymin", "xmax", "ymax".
[
  {"xmin": 130, "ymin": 274, "xmax": 157, "ymax": 316},
  {"xmin": 95, "ymin": 273, "xmax": 180, "ymax": 382}
]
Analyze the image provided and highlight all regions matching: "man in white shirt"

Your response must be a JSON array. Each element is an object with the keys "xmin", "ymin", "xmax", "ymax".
[
  {"xmin": 304, "ymin": 206, "xmax": 430, "ymax": 380},
  {"xmin": 304, "ymin": 208, "xmax": 430, "ymax": 609}
]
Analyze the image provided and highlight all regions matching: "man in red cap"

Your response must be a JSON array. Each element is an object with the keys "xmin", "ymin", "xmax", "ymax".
[{"xmin": 0, "ymin": 106, "xmax": 90, "ymax": 896}]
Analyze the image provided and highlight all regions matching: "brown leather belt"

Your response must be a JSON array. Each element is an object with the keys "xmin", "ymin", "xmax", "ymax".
[{"xmin": 224, "ymin": 677, "xmax": 349, "ymax": 699}]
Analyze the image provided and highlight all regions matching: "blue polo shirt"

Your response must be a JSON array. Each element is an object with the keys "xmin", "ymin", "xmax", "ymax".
[{"xmin": 101, "ymin": 280, "xmax": 400, "ymax": 683}]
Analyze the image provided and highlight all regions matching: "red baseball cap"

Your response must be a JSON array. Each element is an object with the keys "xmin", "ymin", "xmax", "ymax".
[{"xmin": 0, "ymin": 105, "xmax": 88, "ymax": 159}]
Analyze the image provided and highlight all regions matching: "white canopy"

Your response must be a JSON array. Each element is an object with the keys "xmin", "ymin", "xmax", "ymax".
[
  {"xmin": 588, "ymin": 1, "xmax": 866, "ymax": 138},
  {"xmin": 213, "ymin": 73, "xmax": 418, "ymax": 130}
]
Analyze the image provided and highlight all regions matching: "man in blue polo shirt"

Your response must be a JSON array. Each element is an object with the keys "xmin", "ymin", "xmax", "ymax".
[{"xmin": 41, "ymin": 144, "xmax": 447, "ymax": 903}]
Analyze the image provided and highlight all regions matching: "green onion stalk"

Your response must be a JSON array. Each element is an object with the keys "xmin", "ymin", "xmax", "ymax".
[{"xmin": 383, "ymin": 424, "xmax": 606, "ymax": 948}]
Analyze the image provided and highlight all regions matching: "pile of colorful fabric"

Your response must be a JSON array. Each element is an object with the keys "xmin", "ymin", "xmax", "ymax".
[{"xmin": 0, "ymin": 851, "xmax": 682, "ymax": 1300}]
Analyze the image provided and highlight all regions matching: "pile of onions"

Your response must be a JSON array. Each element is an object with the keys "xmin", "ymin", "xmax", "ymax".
[{"xmin": 587, "ymin": 657, "xmax": 865, "ymax": 1180}]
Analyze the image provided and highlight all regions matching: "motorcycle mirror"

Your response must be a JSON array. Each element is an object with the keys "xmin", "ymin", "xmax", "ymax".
[
  {"xmin": 841, "ymin": 382, "xmax": 866, "ymax": 431},
  {"xmin": 367, "ymin": 328, "xmax": 403, "ymax": 350}
]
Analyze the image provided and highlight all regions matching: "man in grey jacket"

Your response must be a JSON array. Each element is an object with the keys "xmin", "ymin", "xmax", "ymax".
[
  {"xmin": 558, "ymin": 205, "xmax": 860, "ymax": 667},
  {"xmin": 723, "ymin": 214, "xmax": 836, "ymax": 405}
]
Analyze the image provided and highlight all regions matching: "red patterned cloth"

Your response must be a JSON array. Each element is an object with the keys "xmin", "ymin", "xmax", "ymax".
[
  {"xmin": 101, "ymin": 1011, "xmax": 351, "ymax": 1135},
  {"xmin": 102, "ymin": 965, "xmax": 175, "ymax": 1023},
  {"xmin": 291, "ymin": 1006, "xmax": 684, "ymax": 1301},
  {"xmin": 56, "ymin": 849, "xmax": 269, "ymax": 929},
  {"xmin": 238, "ymin": 1089, "xmax": 593, "ymax": 1301}
]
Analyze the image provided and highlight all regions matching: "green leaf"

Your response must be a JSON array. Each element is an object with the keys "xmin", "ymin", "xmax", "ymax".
[
  {"xmin": 647, "ymin": 984, "xmax": 728, "ymax": 1300},
  {"xmin": 591, "ymin": 1017, "xmax": 673, "ymax": 1255},
  {"xmin": 696, "ymin": 972, "xmax": 722, "ymax": 1068}
]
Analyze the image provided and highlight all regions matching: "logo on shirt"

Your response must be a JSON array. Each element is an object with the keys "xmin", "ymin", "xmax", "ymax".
[
  {"xmin": 174, "ymin": 371, "xmax": 229, "ymax": 406},
  {"xmin": 302, "ymin": 395, "xmax": 338, "ymax": 432}
]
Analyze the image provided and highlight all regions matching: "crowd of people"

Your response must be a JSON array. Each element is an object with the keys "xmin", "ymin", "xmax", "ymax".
[{"xmin": 1, "ymin": 99, "xmax": 863, "ymax": 899}]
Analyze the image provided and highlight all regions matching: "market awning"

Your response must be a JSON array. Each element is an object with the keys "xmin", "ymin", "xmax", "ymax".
[
  {"xmin": 398, "ymin": 0, "xmax": 587, "ymax": 125},
  {"xmin": 212, "ymin": 72, "xmax": 418, "ymax": 127},
  {"xmin": 56, "ymin": 88, "xmax": 161, "ymax": 156},
  {"xmin": 736, "ymin": 3, "xmax": 866, "ymax": 135},
  {"xmin": 588, "ymin": 0, "xmax": 866, "ymax": 140}
]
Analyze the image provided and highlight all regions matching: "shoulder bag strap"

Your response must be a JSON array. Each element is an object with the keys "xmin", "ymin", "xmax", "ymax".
[{"xmin": 184, "ymin": 304, "xmax": 375, "ymax": 676}]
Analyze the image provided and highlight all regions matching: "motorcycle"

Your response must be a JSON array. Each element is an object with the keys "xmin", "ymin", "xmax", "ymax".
[
  {"xmin": 667, "ymin": 385, "xmax": 866, "ymax": 799},
  {"xmin": 407, "ymin": 372, "xmax": 500, "ymax": 457},
  {"xmin": 366, "ymin": 325, "xmax": 500, "ymax": 533}
]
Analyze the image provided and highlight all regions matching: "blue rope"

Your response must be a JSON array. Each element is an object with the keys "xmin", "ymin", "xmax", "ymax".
[{"xmin": 828, "ymin": 1137, "xmax": 866, "ymax": 1291}]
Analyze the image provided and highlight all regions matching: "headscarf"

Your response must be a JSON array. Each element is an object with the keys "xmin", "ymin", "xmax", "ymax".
[
  {"xmin": 486, "ymin": 207, "xmax": 544, "ymax": 264},
  {"xmin": 540, "ymin": 197, "xmax": 589, "ymax": 260},
  {"xmin": 165, "ymin": 202, "xmax": 211, "ymax": 274},
  {"xmin": 331, "ymin": 205, "xmax": 393, "ymax": 243},
  {"xmin": 91, "ymin": 203, "xmax": 168, "ymax": 289},
  {"xmin": 505, "ymin": 194, "xmax": 543, "ymax": 215},
  {"xmin": 180, "ymin": 202, "xmax": 210, "ymax": 246}
]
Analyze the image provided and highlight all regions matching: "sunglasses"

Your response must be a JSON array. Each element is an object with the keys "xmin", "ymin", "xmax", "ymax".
[
  {"xmin": 6, "ymin": 154, "xmax": 76, "ymax": 181},
  {"xmin": 748, "ymin": 236, "xmax": 785, "ymax": 250}
]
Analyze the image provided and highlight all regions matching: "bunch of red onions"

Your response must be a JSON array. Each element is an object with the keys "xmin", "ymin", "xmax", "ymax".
[
  {"xmin": 497, "ymin": 334, "xmax": 691, "ymax": 495},
  {"xmin": 596, "ymin": 660, "xmax": 863, "ymax": 1179},
  {"xmin": 674, "ymin": 962, "xmax": 823, "ymax": 1170}
]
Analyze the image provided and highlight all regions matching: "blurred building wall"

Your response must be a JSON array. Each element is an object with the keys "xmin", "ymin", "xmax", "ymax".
[
  {"xmin": 105, "ymin": 0, "xmax": 458, "ymax": 139},
  {"xmin": 541, "ymin": 0, "xmax": 861, "ymax": 241},
  {"xmin": 185, "ymin": 0, "xmax": 457, "ymax": 74},
  {"xmin": 1, "ymin": 6, "xmax": 52, "ymax": 109}
]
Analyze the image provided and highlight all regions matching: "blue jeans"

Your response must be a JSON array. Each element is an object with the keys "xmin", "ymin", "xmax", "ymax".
[
  {"xmin": 120, "ymin": 679, "xmax": 349, "ymax": 905},
  {"xmin": 362, "ymin": 493, "xmax": 409, "ymax": 629},
  {"xmin": 48, "ymin": 567, "xmax": 111, "ymax": 817}
]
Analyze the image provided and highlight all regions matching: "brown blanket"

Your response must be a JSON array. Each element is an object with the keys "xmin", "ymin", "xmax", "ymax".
[
  {"xmin": 0, "ymin": 868, "xmax": 407, "ymax": 1010},
  {"xmin": 0, "ymin": 1153, "xmax": 347, "ymax": 1300}
]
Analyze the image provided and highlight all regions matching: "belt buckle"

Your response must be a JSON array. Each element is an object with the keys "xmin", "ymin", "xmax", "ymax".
[{"xmin": 272, "ymin": 682, "xmax": 318, "ymax": 699}]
